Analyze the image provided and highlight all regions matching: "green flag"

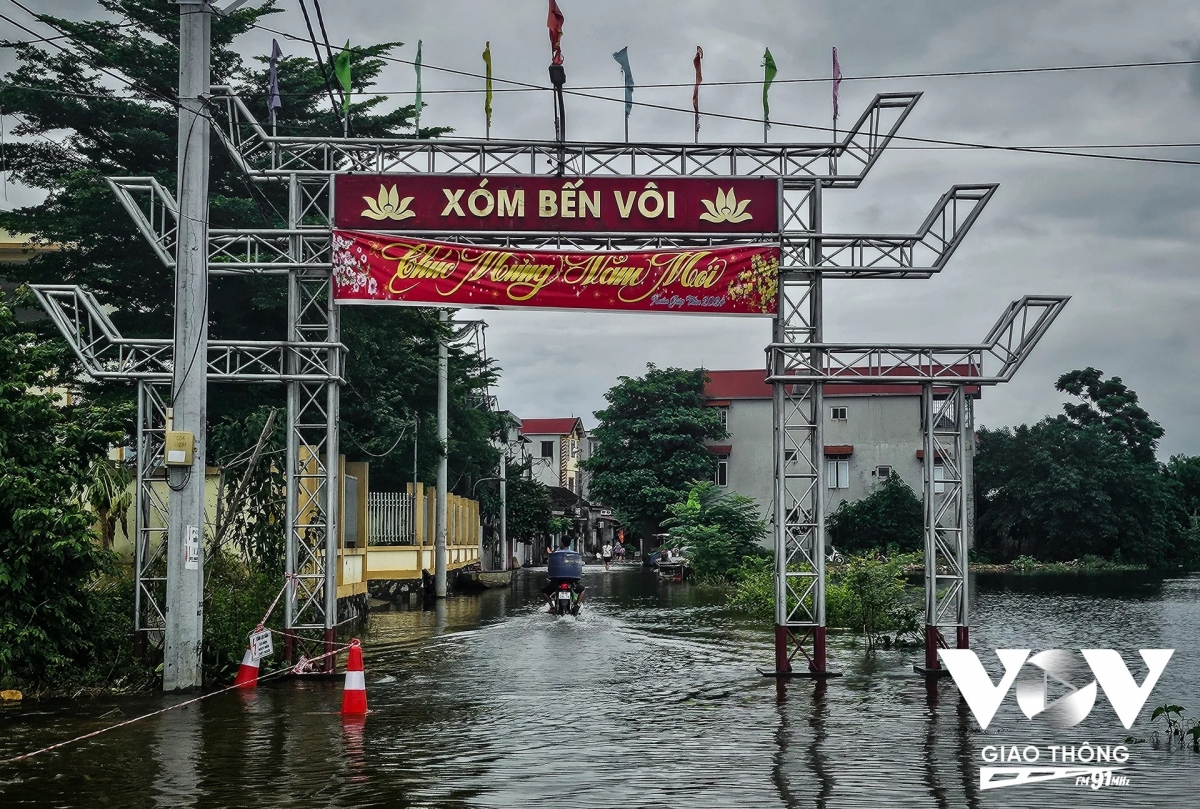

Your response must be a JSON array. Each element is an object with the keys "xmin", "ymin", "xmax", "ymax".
[
  {"xmin": 414, "ymin": 39, "xmax": 423, "ymax": 133},
  {"xmin": 482, "ymin": 41, "xmax": 493, "ymax": 130},
  {"xmin": 334, "ymin": 40, "xmax": 352, "ymax": 113},
  {"xmin": 762, "ymin": 47, "xmax": 777, "ymax": 126}
]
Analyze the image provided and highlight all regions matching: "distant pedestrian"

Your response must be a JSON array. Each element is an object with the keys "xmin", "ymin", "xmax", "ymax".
[
  {"xmin": 614, "ymin": 542, "xmax": 625, "ymax": 562},
  {"xmin": 601, "ymin": 541, "xmax": 614, "ymax": 571}
]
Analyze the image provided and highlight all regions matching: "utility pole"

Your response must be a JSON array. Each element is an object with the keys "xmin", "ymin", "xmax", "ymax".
[
  {"xmin": 435, "ymin": 310, "xmax": 448, "ymax": 597},
  {"xmin": 164, "ymin": 0, "xmax": 211, "ymax": 691}
]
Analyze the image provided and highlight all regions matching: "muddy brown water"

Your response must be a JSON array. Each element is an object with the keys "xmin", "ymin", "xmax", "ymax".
[{"xmin": 1, "ymin": 566, "xmax": 1197, "ymax": 808}]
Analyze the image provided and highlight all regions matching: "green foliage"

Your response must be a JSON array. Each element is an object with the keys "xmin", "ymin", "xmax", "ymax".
[
  {"xmin": 1149, "ymin": 704, "xmax": 1200, "ymax": 752},
  {"xmin": 662, "ymin": 480, "xmax": 768, "ymax": 582},
  {"xmin": 975, "ymin": 368, "xmax": 1195, "ymax": 568},
  {"xmin": 210, "ymin": 406, "xmax": 286, "ymax": 574},
  {"xmin": 727, "ymin": 556, "xmax": 774, "ymax": 617},
  {"xmin": 0, "ymin": 291, "xmax": 132, "ymax": 686},
  {"xmin": 827, "ymin": 476, "xmax": 923, "ymax": 555},
  {"xmin": 582, "ymin": 364, "xmax": 726, "ymax": 536},
  {"xmin": 483, "ymin": 458, "xmax": 553, "ymax": 548},
  {"xmin": 202, "ymin": 550, "xmax": 288, "ymax": 684}
]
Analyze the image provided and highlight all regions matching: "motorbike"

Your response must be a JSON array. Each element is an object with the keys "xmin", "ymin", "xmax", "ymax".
[{"xmin": 550, "ymin": 580, "xmax": 581, "ymax": 616}]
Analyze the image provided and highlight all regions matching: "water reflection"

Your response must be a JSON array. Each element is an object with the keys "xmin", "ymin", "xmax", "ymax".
[{"xmin": 1, "ymin": 568, "xmax": 1197, "ymax": 808}]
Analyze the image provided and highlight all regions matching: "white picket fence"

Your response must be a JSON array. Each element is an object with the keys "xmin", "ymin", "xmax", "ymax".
[{"xmin": 368, "ymin": 491, "xmax": 415, "ymax": 545}]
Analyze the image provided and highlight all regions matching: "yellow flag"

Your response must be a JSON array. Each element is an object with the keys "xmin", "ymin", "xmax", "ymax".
[{"xmin": 482, "ymin": 41, "xmax": 493, "ymax": 130}]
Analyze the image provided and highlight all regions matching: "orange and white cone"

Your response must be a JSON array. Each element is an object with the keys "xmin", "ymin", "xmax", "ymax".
[
  {"xmin": 341, "ymin": 639, "xmax": 367, "ymax": 715},
  {"xmin": 234, "ymin": 644, "xmax": 259, "ymax": 688}
]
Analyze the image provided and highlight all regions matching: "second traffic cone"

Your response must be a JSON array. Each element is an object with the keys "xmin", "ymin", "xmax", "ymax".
[
  {"xmin": 233, "ymin": 645, "xmax": 259, "ymax": 688},
  {"xmin": 341, "ymin": 639, "xmax": 367, "ymax": 715}
]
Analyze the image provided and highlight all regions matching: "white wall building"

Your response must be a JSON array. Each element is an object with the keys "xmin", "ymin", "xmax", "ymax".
[{"xmin": 703, "ymin": 369, "xmax": 978, "ymax": 524}]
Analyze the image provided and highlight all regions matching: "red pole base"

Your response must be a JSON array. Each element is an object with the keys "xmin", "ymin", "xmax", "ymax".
[
  {"xmin": 811, "ymin": 626, "xmax": 827, "ymax": 674},
  {"xmin": 774, "ymin": 624, "xmax": 793, "ymax": 674},
  {"xmin": 956, "ymin": 625, "xmax": 969, "ymax": 650},
  {"xmin": 924, "ymin": 624, "xmax": 941, "ymax": 670}
]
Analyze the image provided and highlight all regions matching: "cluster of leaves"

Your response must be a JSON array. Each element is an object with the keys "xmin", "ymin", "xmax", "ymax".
[
  {"xmin": 477, "ymin": 457, "xmax": 555, "ymax": 553},
  {"xmin": 582, "ymin": 364, "xmax": 725, "ymax": 538},
  {"xmin": 827, "ymin": 475, "xmax": 923, "ymax": 555},
  {"xmin": 0, "ymin": 291, "xmax": 134, "ymax": 687},
  {"xmin": 975, "ymin": 368, "xmax": 1197, "ymax": 568},
  {"xmin": 661, "ymin": 480, "xmax": 768, "ymax": 582},
  {"xmin": 728, "ymin": 554, "xmax": 920, "ymax": 649},
  {"xmin": 1149, "ymin": 705, "xmax": 1200, "ymax": 752},
  {"xmin": 202, "ymin": 549, "xmax": 290, "ymax": 685},
  {"xmin": 210, "ymin": 406, "xmax": 286, "ymax": 575}
]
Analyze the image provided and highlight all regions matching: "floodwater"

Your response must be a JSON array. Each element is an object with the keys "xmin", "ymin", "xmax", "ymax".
[{"xmin": 2, "ymin": 566, "xmax": 1198, "ymax": 808}]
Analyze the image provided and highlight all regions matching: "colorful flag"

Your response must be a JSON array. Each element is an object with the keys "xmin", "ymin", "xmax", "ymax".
[
  {"xmin": 548, "ymin": 0, "xmax": 565, "ymax": 65},
  {"xmin": 832, "ymin": 47, "xmax": 842, "ymax": 123},
  {"xmin": 334, "ymin": 41, "xmax": 353, "ymax": 113},
  {"xmin": 612, "ymin": 46, "xmax": 634, "ymax": 119},
  {"xmin": 482, "ymin": 41, "xmax": 493, "ymax": 130},
  {"xmin": 692, "ymin": 46, "xmax": 704, "ymax": 135},
  {"xmin": 267, "ymin": 39, "xmax": 282, "ymax": 114},
  {"xmin": 762, "ymin": 47, "xmax": 777, "ymax": 126},
  {"xmin": 414, "ymin": 39, "xmax": 423, "ymax": 131}
]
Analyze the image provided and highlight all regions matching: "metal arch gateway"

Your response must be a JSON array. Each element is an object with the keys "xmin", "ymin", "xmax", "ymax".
[{"xmin": 40, "ymin": 83, "xmax": 1068, "ymax": 679}]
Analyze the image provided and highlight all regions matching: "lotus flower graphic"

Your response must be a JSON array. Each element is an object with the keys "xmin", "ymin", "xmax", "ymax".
[
  {"xmin": 699, "ymin": 188, "xmax": 753, "ymax": 224},
  {"xmin": 361, "ymin": 185, "xmax": 416, "ymax": 221}
]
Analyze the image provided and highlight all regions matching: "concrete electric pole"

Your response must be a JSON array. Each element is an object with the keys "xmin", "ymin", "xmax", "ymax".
[{"xmin": 164, "ymin": 0, "xmax": 211, "ymax": 691}]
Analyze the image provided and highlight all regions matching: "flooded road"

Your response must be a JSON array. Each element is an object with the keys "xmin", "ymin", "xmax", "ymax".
[{"xmin": 2, "ymin": 566, "xmax": 1198, "ymax": 808}]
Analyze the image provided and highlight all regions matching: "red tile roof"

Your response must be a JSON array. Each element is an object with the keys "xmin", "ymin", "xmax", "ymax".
[{"xmin": 519, "ymin": 417, "xmax": 584, "ymax": 436}]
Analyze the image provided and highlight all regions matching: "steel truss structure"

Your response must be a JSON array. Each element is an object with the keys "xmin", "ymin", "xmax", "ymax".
[{"xmin": 39, "ymin": 88, "xmax": 1066, "ymax": 676}]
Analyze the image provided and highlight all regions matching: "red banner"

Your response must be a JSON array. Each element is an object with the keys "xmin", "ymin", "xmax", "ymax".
[
  {"xmin": 333, "ymin": 175, "xmax": 779, "ymax": 234},
  {"xmin": 332, "ymin": 231, "xmax": 779, "ymax": 316}
]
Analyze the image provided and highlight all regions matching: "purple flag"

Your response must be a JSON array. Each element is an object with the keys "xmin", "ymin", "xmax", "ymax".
[
  {"xmin": 268, "ymin": 39, "xmax": 282, "ymax": 114},
  {"xmin": 832, "ymin": 46, "xmax": 842, "ymax": 122}
]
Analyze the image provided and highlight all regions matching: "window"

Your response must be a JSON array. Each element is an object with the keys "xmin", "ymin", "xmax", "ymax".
[
  {"xmin": 875, "ymin": 465, "xmax": 892, "ymax": 479},
  {"xmin": 715, "ymin": 454, "xmax": 729, "ymax": 487},
  {"xmin": 717, "ymin": 406, "xmax": 729, "ymax": 431},
  {"xmin": 830, "ymin": 406, "xmax": 848, "ymax": 421},
  {"xmin": 827, "ymin": 459, "xmax": 849, "ymax": 489},
  {"xmin": 541, "ymin": 440, "xmax": 554, "ymax": 459},
  {"xmin": 784, "ymin": 449, "xmax": 797, "ymax": 466},
  {"xmin": 934, "ymin": 464, "xmax": 945, "ymax": 494}
]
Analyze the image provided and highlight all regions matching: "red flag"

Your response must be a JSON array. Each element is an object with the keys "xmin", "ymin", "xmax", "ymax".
[
  {"xmin": 548, "ymin": 0, "xmax": 565, "ymax": 65},
  {"xmin": 832, "ymin": 47, "xmax": 843, "ymax": 122},
  {"xmin": 692, "ymin": 46, "xmax": 704, "ymax": 135}
]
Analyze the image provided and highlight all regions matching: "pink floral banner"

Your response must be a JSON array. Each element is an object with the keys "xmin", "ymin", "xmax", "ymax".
[{"xmin": 332, "ymin": 231, "xmax": 779, "ymax": 316}]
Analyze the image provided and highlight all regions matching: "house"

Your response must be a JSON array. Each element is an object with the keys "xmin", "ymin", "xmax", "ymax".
[
  {"xmin": 517, "ymin": 416, "xmax": 587, "ymax": 495},
  {"xmin": 703, "ymin": 369, "xmax": 979, "ymax": 525}
]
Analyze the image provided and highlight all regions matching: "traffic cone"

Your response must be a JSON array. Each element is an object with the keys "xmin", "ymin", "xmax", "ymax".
[
  {"xmin": 341, "ymin": 639, "xmax": 367, "ymax": 715},
  {"xmin": 233, "ymin": 644, "xmax": 259, "ymax": 688}
]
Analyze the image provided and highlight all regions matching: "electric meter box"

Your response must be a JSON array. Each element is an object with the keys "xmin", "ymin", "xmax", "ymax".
[{"xmin": 164, "ymin": 430, "xmax": 195, "ymax": 466}]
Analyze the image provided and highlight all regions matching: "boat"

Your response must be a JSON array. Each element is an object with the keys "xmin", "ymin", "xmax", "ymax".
[{"xmin": 457, "ymin": 569, "xmax": 513, "ymax": 590}]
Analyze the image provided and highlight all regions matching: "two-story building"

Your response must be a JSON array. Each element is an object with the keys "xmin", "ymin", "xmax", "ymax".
[{"xmin": 703, "ymin": 369, "xmax": 978, "ymax": 527}]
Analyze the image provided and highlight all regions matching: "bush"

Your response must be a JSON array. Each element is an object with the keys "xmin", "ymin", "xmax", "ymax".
[
  {"xmin": 203, "ymin": 550, "xmax": 291, "ymax": 684},
  {"xmin": 827, "ymin": 476, "xmax": 923, "ymax": 555},
  {"xmin": 662, "ymin": 481, "xmax": 768, "ymax": 582}
]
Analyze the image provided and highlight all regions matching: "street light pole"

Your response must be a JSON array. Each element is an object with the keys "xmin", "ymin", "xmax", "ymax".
[
  {"xmin": 164, "ymin": 0, "xmax": 211, "ymax": 692},
  {"xmin": 499, "ymin": 455, "xmax": 507, "ymax": 571}
]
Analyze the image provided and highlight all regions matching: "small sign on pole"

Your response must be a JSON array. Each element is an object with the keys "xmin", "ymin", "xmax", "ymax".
[
  {"xmin": 249, "ymin": 626, "xmax": 273, "ymax": 660},
  {"xmin": 184, "ymin": 525, "xmax": 200, "ymax": 571}
]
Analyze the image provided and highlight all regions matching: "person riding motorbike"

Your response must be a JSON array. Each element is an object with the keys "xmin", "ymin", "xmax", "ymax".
[{"xmin": 542, "ymin": 537, "xmax": 586, "ymax": 613}]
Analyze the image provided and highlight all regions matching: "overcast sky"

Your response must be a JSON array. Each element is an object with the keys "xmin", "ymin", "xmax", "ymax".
[{"xmin": 5, "ymin": 1, "xmax": 1200, "ymax": 457}]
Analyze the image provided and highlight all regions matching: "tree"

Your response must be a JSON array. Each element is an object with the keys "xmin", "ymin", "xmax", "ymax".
[
  {"xmin": 827, "ymin": 476, "xmax": 923, "ymax": 554},
  {"xmin": 974, "ymin": 369, "xmax": 1194, "ymax": 568},
  {"xmin": 494, "ymin": 458, "xmax": 554, "ymax": 549},
  {"xmin": 582, "ymin": 364, "xmax": 726, "ymax": 538},
  {"xmin": 661, "ymin": 481, "xmax": 768, "ymax": 582},
  {"xmin": 0, "ymin": 0, "xmax": 493, "ymax": 499},
  {"xmin": 0, "ymin": 292, "xmax": 129, "ymax": 684},
  {"xmin": 1056, "ymin": 367, "xmax": 1164, "ymax": 464}
]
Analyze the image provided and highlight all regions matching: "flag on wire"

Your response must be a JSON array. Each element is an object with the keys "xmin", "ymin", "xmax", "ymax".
[
  {"xmin": 612, "ymin": 46, "xmax": 634, "ymax": 120},
  {"xmin": 334, "ymin": 41, "xmax": 353, "ymax": 113},
  {"xmin": 414, "ymin": 39, "xmax": 424, "ymax": 133},
  {"xmin": 548, "ymin": 0, "xmax": 565, "ymax": 65},
  {"xmin": 832, "ymin": 46, "xmax": 842, "ymax": 123},
  {"xmin": 762, "ymin": 47, "xmax": 777, "ymax": 127},
  {"xmin": 482, "ymin": 41, "xmax": 494, "ymax": 130},
  {"xmin": 692, "ymin": 46, "xmax": 704, "ymax": 136},
  {"xmin": 267, "ymin": 39, "xmax": 282, "ymax": 115}
]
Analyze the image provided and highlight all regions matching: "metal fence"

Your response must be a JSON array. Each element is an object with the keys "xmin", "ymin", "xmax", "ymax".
[{"xmin": 368, "ymin": 491, "xmax": 415, "ymax": 546}]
